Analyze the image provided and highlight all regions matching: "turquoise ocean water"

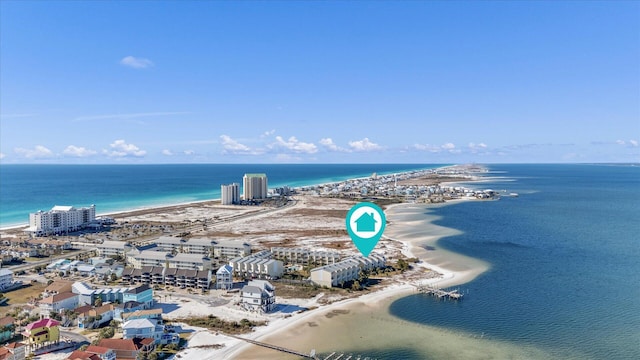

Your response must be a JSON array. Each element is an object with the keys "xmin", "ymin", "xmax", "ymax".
[{"xmin": 0, "ymin": 164, "xmax": 435, "ymax": 228}]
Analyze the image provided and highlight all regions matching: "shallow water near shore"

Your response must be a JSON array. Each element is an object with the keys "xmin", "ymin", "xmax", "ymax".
[{"xmin": 239, "ymin": 164, "xmax": 639, "ymax": 359}]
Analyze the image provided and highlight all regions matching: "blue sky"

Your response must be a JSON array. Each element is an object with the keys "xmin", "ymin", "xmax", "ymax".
[{"xmin": 1, "ymin": 1, "xmax": 638, "ymax": 164}]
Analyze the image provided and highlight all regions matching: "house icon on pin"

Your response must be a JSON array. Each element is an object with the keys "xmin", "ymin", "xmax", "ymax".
[{"xmin": 355, "ymin": 212, "xmax": 377, "ymax": 232}]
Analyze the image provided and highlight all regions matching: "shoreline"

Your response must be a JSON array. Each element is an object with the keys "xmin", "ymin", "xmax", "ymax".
[
  {"xmin": 0, "ymin": 164, "xmax": 447, "ymax": 230},
  {"xmin": 211, "ymin": 200, "xmax": 490, "ymax": 359}
]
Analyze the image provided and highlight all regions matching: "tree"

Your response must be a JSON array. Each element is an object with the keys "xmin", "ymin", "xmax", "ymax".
[
  {"xmin": 351, "ymin": 280, "xmax": 361, "ymax": 291},
  {"xmin": 94, "ymin": 297, "xmax": 103, "ymax": 307},
  {"xmin": 110, "ymin": 273, "xmax": 118, "ymax": 282},
  {"xmin": 99, "ymin": 326, "xmax": 114, "ymax": 339}
]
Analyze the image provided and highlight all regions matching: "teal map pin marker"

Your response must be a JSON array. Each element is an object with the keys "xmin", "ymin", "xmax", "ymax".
[{"xmin": 346, "ymin": 202, "xmax": 386, "ymax": 257}]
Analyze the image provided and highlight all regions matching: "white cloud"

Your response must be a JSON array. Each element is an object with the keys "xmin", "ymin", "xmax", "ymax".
[
  {"xmin": 162, "ymin": 149, "xmax": 174, "ymax": 156},
  {"xmin": 14, "ymin": 145, "xmax": 54, "ymax": 159},
  {"xmin": 183, "ymin": 150, "xmax": 195, "ymax": 156},
  {"xmin": 220, "ymin": 135, "xmax": 254, "ymax": 154},
  {"xmin": 630, "ymin": 140, "xmax": 639, "ymax": 147},
  {"xmin": 120, "ymin": 56, "xmax": 154, "ymax": 69},
  {"xmin": 441, "ymin": 142, "xmax": 456, "ymax": 150},
  {"xmin": 273, "ymin": 136, "xmax": 318, "ymax": 154},
  {"xmin": 63, "ymin": 145, "xmax": 97, "ymax": 157},
  {"xmin": 104, "ymin": 140, "xmax": 146, "ymax": 157},
  {"xmin": 348, "ymin": 138, "xmax": 382, "ymax": 152},
  {"xmin": 319, "ymin": 138, "xmax": 349, "ymax": 152},
  {"xmin": 413, "ymin": 144, "xmax": 441, "ymax": 153},
  {"xmin": 616, "ymin": 140, "xmax": 626, "ymax": 145},
  {"xmin": 0, "ymin": 152, "xmax": 5, "ymax": 159},
  {"xmin": 261, "ymin": 130, "xmax": 276, "ymax": 138}
]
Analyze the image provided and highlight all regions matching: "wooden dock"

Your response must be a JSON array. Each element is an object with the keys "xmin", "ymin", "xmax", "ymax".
[
  {"xmin": 416, "ymin": 284, "xmax": 464, "ymax": 300},
  {"xmin": 228, "ymin": 334, "xmax": 373, "ymax": 359}
]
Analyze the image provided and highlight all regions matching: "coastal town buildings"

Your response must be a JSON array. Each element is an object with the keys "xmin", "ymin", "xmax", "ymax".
[
  {"xmin": 96, "ymin": 241, "xmax": 132, "ymax": 258},
  {"xmin": 25, "ymin": 205, "xmax": 96, "ymax": 236},
  {"xmin": 230, "ymin": 251, "xmax": 284, "ymax": 279},
  {"xmin": 270, "ymin": 247, "xmax": 341, "ymax": 266},
  {"xmin": 241, "ymin": 280, "xmax": 276, "ymax": 313},
  {"xmin": 310, "ymin": 253, "xmax": 386, "ymax": 288},
  {"xmin": 121, "ymin": 266, "xmax": 211, "ymax": 290},
  {"xmin": 243, "ymin": 173, "xmax": 268, "ymax": 200},
  {"xmin": 221, "ymin": 183, "xmax": 240, "ymax": 205}
]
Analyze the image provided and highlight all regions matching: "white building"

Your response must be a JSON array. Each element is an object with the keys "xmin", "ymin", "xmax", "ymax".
[
  {"xmin": 310, "ymin": 254, "xmax": 386, "ymax": 288},
  {"xmin": 127, "ymin": 250, "xmax": 171, "ymax": 269},
  {"xmin": 183, "ymin": 238, "xmax": 215, "ymax": 255},
  {"xmin": 122, "ymin": 318, "xmax": 179, "ymax": 345},
  {"xmin": 241, "ymin": 280, "xmax": 275, "ymax": 313},
  {"xmin": 215, "ymin": 264, "xmax": 233, "ymax": 290},
  {"xmin": 221, "ymin": 183, "xmax": 240, "ymax": 205},
  {"xmin": 230, "ymin": 251, "xmax": 284, "ymax": 279},
  {"xmin": 26, "ymin": 205, "xmax": 96, "ymax": 236},
  {"xmin": 243, "ymin": 173, "xmax": 268, "ymax": 200},
  {"xmin": 270, "ymin": 247, "xmax": 341, "ymax": 266},
  {"xmin": 168, "ymin": 253, "xmax": 211, "ymax": 271},
  {"xmin": 0, "ymin": 268, "xmax": 13, "ymax": 290},
  {"xmin": 97, "ymin": 240, "xmax": 133, "ymax": 258},
  {"xmin": 39, "ymin": 292, "xmax": 80, "ymax": 317},
  {"xmin": 153, "ymin": 236, "xmax": 184, "ymax": 252},
  {"xmin": 213, "ymin": 240, "xmax": 251, "ymax": 259}
]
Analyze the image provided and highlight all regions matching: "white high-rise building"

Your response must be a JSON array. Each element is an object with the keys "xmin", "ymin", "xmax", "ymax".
[
  {"xmin": 26, "ymin": 205, "xmax": 96, "ymax": 236},
  {"xmin": 221, "ymin": 183, "xmax": 240, "ymax": 205},
  {"xmin": 243, "ymin": 173, "xmax": 268, "ymax": 200}
]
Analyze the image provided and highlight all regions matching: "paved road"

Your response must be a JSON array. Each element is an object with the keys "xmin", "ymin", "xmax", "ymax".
[{"xmin": 61, "ymin": 330, "xmax": 91, "ymax": 346}]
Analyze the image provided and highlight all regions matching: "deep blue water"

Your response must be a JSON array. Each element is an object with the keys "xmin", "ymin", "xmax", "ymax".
[
  {"xmin": 388, "ymin": 164, "xmax": 640, "ymax": 359},
  {"xmin": 0, "ymin": 163, "xmax": 438, "ymax": 227}
]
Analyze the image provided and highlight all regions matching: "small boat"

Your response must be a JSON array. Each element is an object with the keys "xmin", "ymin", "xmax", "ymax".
[{"xmin": 509, "ymin": 193, "xmax": 519, "ymax": 197}]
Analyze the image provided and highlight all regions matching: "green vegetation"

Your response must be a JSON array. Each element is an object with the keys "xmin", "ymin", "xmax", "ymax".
[{"xmin": 175, "ymin": 315, "xmax": 265, "ymax": 335}]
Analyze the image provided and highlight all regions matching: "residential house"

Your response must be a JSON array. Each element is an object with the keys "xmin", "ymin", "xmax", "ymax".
[
  {"xmin": 65, "ymin": 350, "xmax": 101, "ymax": 360},
  {"xmin": 122, "ymin": 284, "xmax": 153, "ymax": 309},
  {"xmin": 241, "ymin": 280, "xmax": 275, "ymax": 313},
  {"xmin": 215, "ymin": 264, "xmax": 233, "ymax": 290},
  {"xmin": 39, "ymin": 292, "xmax": 79, "ymax": 318},
  {"xmin": 77, "ymin": 305, "xmax": 114, "ymax": 329},
  {"xmin": 122, "ymin": 319, "xmax": 178, "ymax": 345},
  {"xmin": 120, "ymin": 309, "xmax": 162, "ymax": 323},
  {"xmin": 22, "ymin": 319, "xmax": 60, "ymax": 348},
  {"xmin": 0, "ymin": 317, "xmax": 14, "ymax": 344},
  {"xmin": 97, "ymin": 338, "xmax": 154, "ymax": 360},
  {"xmin": 43, "ymin": 280, "xmax": 74, "ymax": 298},
  {"xmin": 84, "ymin": 345, "xmax": 116, "ymax": 360},
  {"xmin": 0, "ymin": 342, "xmax": 26, "ymax": 360}
]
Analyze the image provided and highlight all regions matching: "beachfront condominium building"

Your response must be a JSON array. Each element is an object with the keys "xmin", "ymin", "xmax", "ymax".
[
  {"xmin": 97, "ymin": 240, "xmax": 133, "ymax": 258},
  {"xmin": 221, "ymin": 183, "xmax": 240, "ymax": 205},
  {"xmin": 310, "ymin": 253, "xmax": 386, "ymax": 288},
  {"xmin": 243, "ymin": 173, "xmax": 268, "ymax": 200},
  {"xmin": 270, "ymin": 247, "xmax": 341, "ymax": 266},
  {"xmin": 26, "ymin": 205, "xmax": 96, "ymax": 236},
  {"xmin": 229, "ymin": 250, "xmax": 284, "ymax": 280}
]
